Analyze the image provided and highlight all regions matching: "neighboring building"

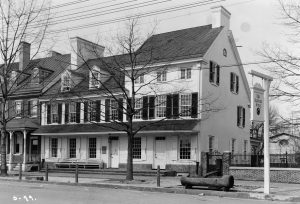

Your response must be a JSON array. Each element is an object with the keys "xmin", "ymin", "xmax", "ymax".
[
  {"xmin": 31, "ymin": 6, "xmax": 251, "ymax": 172},
  {"xmin": 4, "ymin": 42, "xmax": 70, "ymax": 171},
  {"xmin": 270, "ymin": 133, "xmax": 300, "ymax": 154}
]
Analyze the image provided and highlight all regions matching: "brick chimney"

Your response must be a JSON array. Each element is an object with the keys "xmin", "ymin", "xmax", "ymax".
[
  {"xmin": 211, "ymin": 6, "xmax": 231, "ymax": 31},
  {"xmin": 19, "ymin": 42, "xmax": 31, "ymax": 71},
  {"xmin": 70, "ymin": 37, "xmax": 105, "ymax": 70}
]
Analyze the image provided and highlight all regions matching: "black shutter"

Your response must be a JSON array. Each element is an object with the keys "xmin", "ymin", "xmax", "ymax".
[
  {"xmin": 236, "ymin": 75, "xmax": 239, "ymax": 94},
  {"xmin": 126, "ymin": 98, "xmax": 131, "ymax": 121},
  {"xmin": 166, "ymin": 95, "xmax": 172, "ymax": 119},
  {"xmin": 76, "ymin": 102, "xmax": 81, "ymax": 123},
  {"xmin": 142, "ymin": 96, "xmax": 148, "ymax": 120},
  {"xmin": 216, "ymin": 65, "xmax": 220, "ymax": 85},
  {"xmin": 21, "ymin": 100, "xmax": 25, "ymax": 117},
  {"xmin": 230, "ymin": 73, "xmax": 234, "ymax": 92},
  {"xmin": 118, "ymin": 98, "xmax": 123, "ymax": 121},
  {"xmin": 209, "ymin": 61, "xmax": 214, "ymax": 82},
  {"xmin": 172, "ymin": 94, "xmax": 179, "ymax": 118},
  {"xmin": 65, "ymin": 103, "xmax": 69, "ymax": 123},
  {"xmin": 191, "ymin": 93, "xmax": 198, "ymax": 118},
  {"xmin": 58, "ymin": 103, "xmax": 62, "ymax": 124},
  {"xmin": 47, "ymin": 104, "xmax": 51, "ymax": 124},
  {"xmin": 242, "ymin": 107, "xmax": 245, "ymax": 128},
  {"xmin": 96, "ymin": 100, "xmax": 101, "ymax": 122},
  {"xmin": 28, "ymin": 101, "xmax": 31, "ymax": 117},
  {"xmin": 105, "ymin": 99, "xmax": 110, "ymax": 122},
  {"xmin": 84, "ymin": 101, "xmax": 88, "ymax": 122},
  {"xmin": 237, "ymin": 106, "xmax": 240, "ymax": 127},
  {"xmin": 149, "ymin": 96, "xmax": 155, "ymax": 119}
]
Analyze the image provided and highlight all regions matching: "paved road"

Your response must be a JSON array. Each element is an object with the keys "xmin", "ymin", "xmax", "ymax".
[{"xmin": 0, "ymin": 181, "xmax": 294, "ymax": 204}]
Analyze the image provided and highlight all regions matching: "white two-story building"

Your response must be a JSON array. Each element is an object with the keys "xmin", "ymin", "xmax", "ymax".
[{"xmin": 32, "ymin": 6, "xmax": 251, "ymax": 173}]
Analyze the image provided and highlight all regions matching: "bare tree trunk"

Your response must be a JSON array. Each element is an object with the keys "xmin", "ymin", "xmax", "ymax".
[
  {"xmin": 126, "ymin": 132, "xmax": 133, "ymax": 180},
  {"xmin": 0, "ymin": 129, "xmax": 7, "ymax": 176}
]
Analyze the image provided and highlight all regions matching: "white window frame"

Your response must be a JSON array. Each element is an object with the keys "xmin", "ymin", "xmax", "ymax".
[
  {"xmin": 15, "ymin": 100, "xmax": 22, "ymax": 117},
  {"xmin": 180, "ymin": 68, "xmax": 191, "ymax": 80},
  {"xmin": 110, "ymin": 100, "xmax": 119, "ymax": 120},
  {"xmin": 230, "ymin": 72, "xmax": 239, "ymax": 94},
  {"xmin": 155, "ymin": 95, "xmax": 166, "ymax": 118},
  {"xmin": 133, "ymin": 98, "xmax": 142, "ymax": 120},
  {"xmin": 157, "ymin": 70, "xmax": 167, "ymax": 82},
  {"xmin": 89, "ymin": 66, "xmax": 101, "ymax": 88},
  {"xmin": 179, "ymin": 136, "xmax": 191, "ymax": 160},
  {"xmin": 50, "ymin": 138, "xmax": 58, "ymax": 158},
  {"xmin": 88, "ymin": 137, "xmax": 97, "ymax": 159},
  {"xmin": 132, "ymin": 137, "xmax": 141, "ymax": 159},
  {"xmin": 51, "ymin": 103, "xmax": 59, "ymax": 124},
  {"xmin": 180, "ymin": 94, "xmax": 192, "ymax": 117},
  {"xmin": 69, "ymin": 102, "xmax": 77, "ymax": 123},
  {"xmin": 89, "ymin": 101, "xmax": 97, "ymax": 122},
  {"xmin": 30, "ymin": 99, "xmax": 38, "ymax": 118}
]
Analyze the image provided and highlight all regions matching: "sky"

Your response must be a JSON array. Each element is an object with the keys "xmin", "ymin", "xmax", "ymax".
[{"xmin": 45, "ymin": 0, "xmax": 293, "ymax": 117}]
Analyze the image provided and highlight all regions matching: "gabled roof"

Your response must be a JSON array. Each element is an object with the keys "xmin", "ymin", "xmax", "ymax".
[{"xmin": 135, "ymin": 24, "xmax": 223, "ymax": 64}]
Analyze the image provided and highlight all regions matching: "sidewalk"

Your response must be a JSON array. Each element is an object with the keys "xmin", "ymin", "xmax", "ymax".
[{"xmin": 2, "ymin": 171, "xmax": 300, "ymax": 202}]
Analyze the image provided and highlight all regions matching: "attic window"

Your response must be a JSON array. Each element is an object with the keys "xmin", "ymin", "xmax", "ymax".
[
  {"xmin": 31, "ymin": 67, "xmax": 51, "ymax": 84},
  {"xmin": 31, "ymin": 68, "xmax": 39, "ymax": 84},
  {"xmin": 90, "ymin": 66, "xmax": 101, "ymax": 88},
  {"xmin": 61, "ymin": 72, "xmax": 71, "ymax": 92}
]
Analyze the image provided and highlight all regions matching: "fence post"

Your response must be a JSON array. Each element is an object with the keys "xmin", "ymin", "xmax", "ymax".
[
  {"xmin": 195, "ymin": 161, "xmax": 199, "ymax": 175},
  {"xmin": 200, "ymin": 152, "xmax": 208, "ymax": 176},
  {"xmin": 75, "ymin": 164, "xmax": 78, "ymax": 183},
  {"xmin": 222, "ymin": 151, "xmax": 231, "ymax": 176},
  {"xmin": 157, "ymin": 165, "xmax": 160, "ymax": 187},
  {"xmin": 18, "ymin": 163, "xmax": 22, "ymax": 180},
  {"xmin": 45, "ymin": 164, "xmax": 48, "ymax": 181}
]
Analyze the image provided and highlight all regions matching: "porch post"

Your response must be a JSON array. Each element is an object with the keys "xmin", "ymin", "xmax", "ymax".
[
  {"xmin": 22, "ymin": 130, "xmax": 27, "ymax": 171},
  {"xmin": 8, "ymin": 131, "xmax": 13, "ymax": 171}
]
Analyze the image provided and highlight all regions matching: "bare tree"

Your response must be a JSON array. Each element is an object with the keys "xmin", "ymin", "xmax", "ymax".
[{"xmin": 0, "ymin": 0, "xmax": 50, "ymax": 176}]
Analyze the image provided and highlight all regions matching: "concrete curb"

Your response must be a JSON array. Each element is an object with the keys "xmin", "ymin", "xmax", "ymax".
[{"xmin": 0, "ymin": 177, "xmax": 299, "ymax": 202}]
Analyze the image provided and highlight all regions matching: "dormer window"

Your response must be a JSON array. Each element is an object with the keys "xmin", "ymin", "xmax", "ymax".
[
  {"xmin": 61, "ymin": 71, "xmax": 71, "ymax": 92},
  {"xmin": 31, "ymin": 68, "xmax": 39, "ymax": 84},
  {"xmin": 89, "ymin": 66, "xmax": 101, "ymax": 88},
  {"xmin": 31, "ymin": 67, "xmax": 51, "ymax": 85}
]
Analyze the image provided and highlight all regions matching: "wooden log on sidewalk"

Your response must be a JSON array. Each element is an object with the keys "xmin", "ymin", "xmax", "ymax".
[{"xmin": 180, "ymin": 175, "xmax": 234, "ymax": 191}]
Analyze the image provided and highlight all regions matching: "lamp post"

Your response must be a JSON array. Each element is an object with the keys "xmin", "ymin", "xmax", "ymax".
[{"xmin": 249, "ymin": 70, "xmax": 273, "ymax": 194}]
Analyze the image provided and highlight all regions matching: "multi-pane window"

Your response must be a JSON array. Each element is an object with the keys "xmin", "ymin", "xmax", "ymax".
[
  {"xmin": 209, "ymin": 136, "xmax": 214, "ymax": 154},
  {"xmin": 15, "ymin": 101, "xmax": 22, "ymax": 116},
  {"xmin": 29, "ymin": 100, "xmax": 38, "ymax": 117},
  {"xmin": 62, "ymin": 73, "xmax": 71, "ymax": 92},
  {"xmin": 132, "ymin": 137, "xmax": 141, "ymax": 159},
  {"xmin": 40, "ymin": 70, "xmax": 50, "ymax": 82},
  {"xmin": 231, "ymin": 139, "xmax": 236, "ymax": 155},
  {"xmin": 89, "ymin": 138, "xmax": 97, "ymax": 158},
  {"xmin": 51, "ymin": 104, "xmax": 59, "ymax": 123},
  {"xmin": 69, "ymin": 102, "xmax": 76, "ymax": 123},
  {"xmin": 133, "ymin": 98, "xmax": 142, "ymax": 119},
  {"xmin": 155, "ymin": 95, "xmax": 166, "ymax": 118},
  {"xmin": 180, "ymin": 68, "xmax": 191, "ymax": 79},
  {"xmin": 180, "ymin": 94, "xmax": 192, "ymax": 117},
  {"xmin": 31, "ymin": 68, "xmax": 39, "ymax": 84},
  {"xmin": 244, "ymin": 140, "xmax": 248, "ymax": 159},
  {"xmin": 135, "ymin": 74, "xmax": 144, "ymax": 84},
  {"xmin": 51, "ymin": 138, "xmax": 58, "ymax": 157},
  {"xmin": 230, "ymin": 72, "xmax": 239, "ymax": 94},
  {"xmin": 237, "ymin": 106, "xmax": 246, "ymax": 128},
  {"xmin": 69, "ymin": 138, "xmax": 76, "ymax": 158},
  {"xmin": 209, "ymin": 61, "xmax": 220, "ymax": 85},
  {"xmin": 110, "ymin": 100, "xmax": 119, "ymax": 120},
  {"xmin": 90, "ymin": 69, "xmax": 100, "ymax": 87},
  {"xmin": 180, "ymin": 137, "xmax": 191, "ymax": 159},
  {"xmin": 89, "ymin": 101, "xmax": 97, "ymax": 121},
  {"xmin": 157, "ymin": 71, "xmax": 167, "ymax": 82}
]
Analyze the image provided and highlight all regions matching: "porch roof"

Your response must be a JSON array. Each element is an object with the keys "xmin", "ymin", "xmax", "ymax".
[{"xmin": 32, "ymin": 119, "xmax": 200, "ymax": 136}]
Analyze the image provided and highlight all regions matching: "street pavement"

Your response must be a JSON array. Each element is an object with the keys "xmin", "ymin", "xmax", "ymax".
[
  {"xmin": 0, "ymin": 181, "xmax": 295, "ymax": 204},
  {"xmin": 1, "ymin": 171, "xmax": 300, "ymax": 202}
]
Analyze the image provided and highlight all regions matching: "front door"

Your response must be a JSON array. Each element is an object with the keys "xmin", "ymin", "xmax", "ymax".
[
  {"xmin": 110, "ymin": 137, "xmax": 119, "ymax": 168},
  {"xmin": 29, "ymin": 137, "xmax": 40, "ymax": 162},
  {"xmin": 154, "ymin": 137, "xmax": 166, "ymax": 169}
]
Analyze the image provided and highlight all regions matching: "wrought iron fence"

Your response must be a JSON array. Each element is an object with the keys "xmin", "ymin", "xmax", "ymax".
[{"xmin": 231, "ymin": 153, "xmax": 300, "ymax": 168}]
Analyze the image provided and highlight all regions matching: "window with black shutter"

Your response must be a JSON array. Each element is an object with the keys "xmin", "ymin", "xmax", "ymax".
[
  {"xmin": 148, "ymin": 96, "xmax": 155, "ymax": 119},
  {"xmin": 47, "ymin": 104, "xmax": 51, "ymax": 124},
  {"xmin": 191, "ymin": 93, "xmax": 198, "ymax": 118},
  {"xmin": 209, "ymin": 61, "xmax": 220, "ymax": 86},
  {"xmin": 237, "ymin": 106, "xmax": 245, "ymax": 128},
  {"xmin": 76, "ymin": 102, "xmax": 81, "ymax": 123},
  {"xmin": 166, "ymin": 95, "xmax": 172, "ymax": 119},
  {"xmin": 142, "ymin": 96, "xmax": 148, "ymax": 120},
  {"xmin": 118, "ymin": 98, "xmax": 123, "ymax": 121},
  {"xmin": 172, "ymin": 94, "xmax": 179, "ymax": 118},
  {"xmin": 96, "ymin": 100, "xmax": 101, "ymax": 122},
  {"xmin": 126, "ymin": 98, "xmax": 132, "ymax": 121},
  {"xmin": 65, "ymin": 103, "xmax": 69, "ymax": 123},
  {"xmin": 230, "ymin": 72, "xmax": 239, "ymax": 94}
]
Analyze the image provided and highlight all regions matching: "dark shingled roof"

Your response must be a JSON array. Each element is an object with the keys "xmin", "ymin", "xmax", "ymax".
[{"xmin": 33, "ymin": 119, "xmax": 200, "ymax": 134}]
